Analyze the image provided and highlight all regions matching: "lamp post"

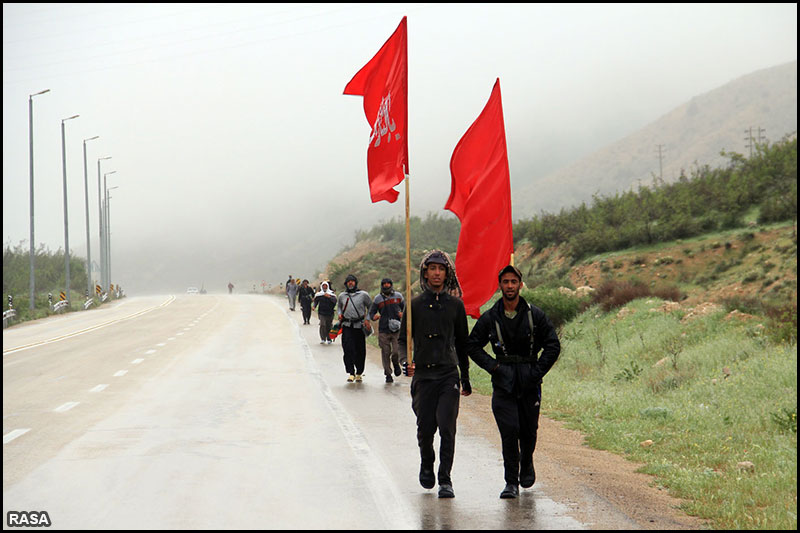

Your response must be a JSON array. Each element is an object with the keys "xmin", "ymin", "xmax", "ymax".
[
  {"xmin": 82, "ymin": 136, "xmax": 99, "ymax": 300},
  {"xmin": 97, "ymin": 156, "xmax": 111, "ymax": 293},
  {"xmin": 102, "ymin": 170, "xmax": 117, "ymax": 292},
  {"xmin": 28, "ymin": 88, "xmax": 50, "ymax": 310},
  {"xmin": 107, "ymin": 185, "xmax": 119, "ymax": 292},
  {"xmin": 61, "ymin": 114, "xmax": 80, "ymax": 304}
]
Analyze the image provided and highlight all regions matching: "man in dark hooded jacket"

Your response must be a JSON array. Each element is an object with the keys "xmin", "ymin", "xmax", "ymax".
[
  {"xmin": 297, "ymin": 279, "xmax": 315, "ymax": 325},
  {"xmin": 467, "ymin": 264, "xmax": 560, "ymax": 499},
  {"xmin": 399, "ymin": 250, "xmax": 471, "ymax": 499}
]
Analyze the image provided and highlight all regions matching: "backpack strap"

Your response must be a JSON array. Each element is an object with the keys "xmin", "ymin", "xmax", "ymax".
[{"xmin": 494, "ymin": 304, "xmax": 536, "ymax": 362}]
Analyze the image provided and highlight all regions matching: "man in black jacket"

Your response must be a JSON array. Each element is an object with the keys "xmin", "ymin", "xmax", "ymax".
[
  {"xmin": 297, "ymin": 279, "xmax": 315, "ymax": 325},
  {"xmin": 466, "ymin": 264, "xmax": 560, "ymax": 499},
  {"xmin": 399, "ymin": 250, "xmax": 471, "ymax": 499}
]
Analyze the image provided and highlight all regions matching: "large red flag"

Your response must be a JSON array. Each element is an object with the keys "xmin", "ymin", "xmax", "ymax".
[
  {"xmin": 344, "ymin": 17, "xmax": 408, "ymax": 203},
  {"xmin": 445, "ymin": 78, "xmax": 513, "ymax": 318}
]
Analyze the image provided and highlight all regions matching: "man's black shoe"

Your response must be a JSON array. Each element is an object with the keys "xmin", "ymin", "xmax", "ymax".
[
  {"xmin": 500, "ymin": 483, "xmax": 519, "ymax": 499},
  {"xmin": 393, "ymin": 364, "xmax": 402, "ymax": 377},
  {"xmin": 419, "ymin": 466, "xmax": 435, "ymax": 489},
  {"xmin": 520, "ymin": 463, "xmax": 536, "ymax": 488},
  {"xmin": 385, "ymin": 375, "xmax": 393, "ymax": 383},
  {"xmin": 438, "ymin": 484, "xmax": 455, "ymax": 498}
]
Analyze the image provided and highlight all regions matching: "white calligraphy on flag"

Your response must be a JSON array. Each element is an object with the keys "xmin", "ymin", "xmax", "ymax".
[{"xmin": 369, "ymin": 92, "xmax": 401, "ymax": 148}]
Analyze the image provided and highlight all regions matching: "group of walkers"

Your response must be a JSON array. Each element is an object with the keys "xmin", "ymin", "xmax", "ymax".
[
  {"xmin": 285, "ymin": 249, "xmax": 561, "ymax": 501},
  {"xmin": 285, "ymin": 274, "xmax": 406, "ymax": 384}
]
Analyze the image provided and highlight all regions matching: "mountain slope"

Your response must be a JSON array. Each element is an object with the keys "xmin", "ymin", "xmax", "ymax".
[{"xmin": 514, "ymin": 60, "xmax": 797, "ymax": 217}]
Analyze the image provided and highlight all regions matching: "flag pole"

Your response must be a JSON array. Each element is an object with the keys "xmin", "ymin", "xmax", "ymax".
[{"xmin": 405, "ymin": 173, "xmax": 412, "ymax": 364}]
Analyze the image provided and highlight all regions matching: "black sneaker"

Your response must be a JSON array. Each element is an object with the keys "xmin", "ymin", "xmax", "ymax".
[
  {"xmin": 393, "ymin": 363, "xmax": 402, "ymax": 377},
  {"xmin": 438, "ymin": 484, "xmax": 455, "ymax": 498},
  {"xmin": 520, "ymin": 463, "xmax": 536, "ymax": 488},
  {"xmin": 419, "ymin": 466, "xmax": 435, "ymax": 489},
  {"xmin": 500, "ymin": 483, "xmax": 519, "ymax": 499},
  {"xmin": 385, "ymin": 375, "xmax": 393, "ymax": 383}
]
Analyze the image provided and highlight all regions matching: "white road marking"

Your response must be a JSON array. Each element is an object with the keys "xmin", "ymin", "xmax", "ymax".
[
  {"xmin": 156, "ymin": 343, "xmax": 166, "ymax": 347},
  {"xmin": 176, "ymin": 332, "xmax": 184, "ymax": 336},
  {"xmin": 167, "ymin": 337, "xmax": 175, "ymax": 341},
  {"xmin": 145, "ymin": 349, "xmax": 156, "ymax": 355},
  {"xmin": 3, "ymin": 295, "xmax": 176, "ymax": 355},
  {"xmin": 89, "ymin": 384, "xmax": 108, "ymax": 393},
  {"xmin": 54, "ymin": 402, "xmax": 80, "ymax": 413},
  {"xmin": 131, "ymin": 358, "xmax": 144, "ymax": 364},
  {"xmin": 3, "ymin": 428, "xmax": 31, "ymax": 444},
  {"xmin": 113, "ymin": 370, "xmax": 127, "ymax": 377},
  {"xmin": 277, "ymin": 302, "xmax": 415, "ymax": 529}
]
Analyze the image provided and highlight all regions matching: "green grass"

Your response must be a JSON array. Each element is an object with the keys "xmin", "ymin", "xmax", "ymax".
[{"xmin": 536, "ymin": 298, "xmax": 797, "ymax": 529}]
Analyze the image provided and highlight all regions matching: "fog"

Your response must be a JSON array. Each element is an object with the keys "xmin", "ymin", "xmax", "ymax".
[{"xmin": 3, "ymin": 4, "xmax": 796, "ymax": 294}]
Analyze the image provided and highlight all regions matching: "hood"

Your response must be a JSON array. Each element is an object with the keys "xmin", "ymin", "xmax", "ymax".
[
  {"xmin": 344, "ymin": 274, "xmax": 358, "ymax": 293},
  {"xmin": 315, "ymin": 281, "xmax": 335, "ymax": 298},
  {"xmin": 418, "ymin": 249, "xmax": 462, "ymax": 297}
]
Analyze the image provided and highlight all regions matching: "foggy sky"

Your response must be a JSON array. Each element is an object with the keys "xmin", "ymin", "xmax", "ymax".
[{"xmin": 3, "ymin": 3, "xmax": 797, "ymax": 294}]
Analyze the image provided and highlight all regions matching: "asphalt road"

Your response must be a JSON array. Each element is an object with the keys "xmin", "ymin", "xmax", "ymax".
[{"xmin": 3, "ymin": 294, "xmax": 585, "ymax": 529}]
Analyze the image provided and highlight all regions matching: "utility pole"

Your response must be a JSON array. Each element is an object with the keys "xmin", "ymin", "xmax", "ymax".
[
  {"xmin": 655, "ymin": 144, "xmax": 665, "ymax": 182},
  {"xmin": 744, "ymin": 127, "xmax": 766, "ymax": 157}
]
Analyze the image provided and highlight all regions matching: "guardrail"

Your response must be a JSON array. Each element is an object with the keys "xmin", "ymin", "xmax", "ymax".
[
  {"xmin": 83, "ymin": 299, "xmax": 95, "ymax": 310},
  {"xmin": 53, "ymin": 300, "xmax": 69, "ymax": 313},
  {"xmin": 3, "ymin": 309, "xmax": 17, "ymax": 328}
]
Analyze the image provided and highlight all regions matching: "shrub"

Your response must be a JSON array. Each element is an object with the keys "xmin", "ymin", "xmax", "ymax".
[
  {"xmin": 591, "ymin": 280, "xmax": 650, "ymax": 312},
  {"xmin": 521, "ymin": 286, "xmax": 584, "ymax": 329}
]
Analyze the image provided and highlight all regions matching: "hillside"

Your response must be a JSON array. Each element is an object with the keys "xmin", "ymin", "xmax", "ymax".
[
  {"xmin": 319, "ymin": 221, "xmax": 797, "ymax": 317},
  {"xmin": 514, "ymin": 60, "xmax": 797, "ymax": 217}
]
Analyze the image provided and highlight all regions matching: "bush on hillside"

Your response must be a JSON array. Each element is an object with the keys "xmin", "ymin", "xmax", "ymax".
[
  {"xmin": 521, "ymin": 286, "xmax": 586, "ymax": 329},
  {"xmin": 591, "ymin": 279, "xmax": 682, "ymax": 312}
]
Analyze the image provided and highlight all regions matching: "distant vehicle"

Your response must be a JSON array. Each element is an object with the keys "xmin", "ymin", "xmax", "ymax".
[{"xmin": 186, "ymin": 287, "xmax": 199, "ymax": 294}]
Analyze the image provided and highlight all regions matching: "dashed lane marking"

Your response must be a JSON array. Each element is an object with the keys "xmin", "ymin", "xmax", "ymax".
[
  {"xmin": 3, "ymin": 429, "xmax": 31, "ymax": 444},
  {"xmin": 54, "ymin": 402, "xmax": 79, "ymax": 413},
  {"xmin": 3, "ymin": 295, "xmax": 176, "ymax": 356}
]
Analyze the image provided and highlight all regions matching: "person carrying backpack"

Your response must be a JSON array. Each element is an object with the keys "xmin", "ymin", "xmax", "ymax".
[{"xmin": 466, "ymin": 264, "xmax": 561, "ymax": 499}]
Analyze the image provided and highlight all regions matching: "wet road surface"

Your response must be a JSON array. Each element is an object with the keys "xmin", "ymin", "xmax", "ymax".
[{"xmin": 3, "ymin": 294, "xmax": 585, "ymax": 529}]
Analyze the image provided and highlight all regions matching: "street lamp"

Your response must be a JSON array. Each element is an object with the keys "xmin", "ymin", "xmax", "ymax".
[
  {"xmin": 107, "ymin": 185, "xmax": 119, "ymax": 292},
  {"xmin": 82, "ymin": 136, "xmax": 99, "ymax": 300},
  {"xmin": 97, "ymin": 156, "xmax": 111, "ymax": 293},
  {"xmin": 61, "ymin": 114, "xmax": 79, "ymax": 304},
  {"xmin": 28, "ymin": 88, "xmax": 50, "ymax": 310},
  {"xmin": 103, "ymin": 170, "xmax": 117, "ymax": 292}
]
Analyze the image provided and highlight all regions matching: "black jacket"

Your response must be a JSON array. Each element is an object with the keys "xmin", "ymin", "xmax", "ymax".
[
  {"xmin": 398, "ymin": 289, "xmax": 469, "ymax": 381},
  {"xmin": 467, "ymin": 296, "xmax": 560, "ymax": 395},
  {"xmin": 313, "ymin": 293, "xmax": 337, "ymax": 316},
  {"xmin": 298, "ymin": 286, "xmax": 315, "ymax": 305}
]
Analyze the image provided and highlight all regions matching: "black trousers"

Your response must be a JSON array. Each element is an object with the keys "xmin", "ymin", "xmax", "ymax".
[
  {"xmin": 411, "ymin": 370, "xmax": 461, "ymax": 485},
  {"xmin": 491, "ymin": 384, "xmax": 541, "ymax": 485},
  {"xmin": 341, "ymin": 326, "xmax": 366, "ymax": 374},
  {"xmin": 300, "ymin": 301, "xmax": 312, "ymax": 323}
]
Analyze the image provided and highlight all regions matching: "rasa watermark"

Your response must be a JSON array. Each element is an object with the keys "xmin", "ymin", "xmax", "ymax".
[{"xmin": 6, "ymin": 511, "xmax": 52, "ymax": 527}]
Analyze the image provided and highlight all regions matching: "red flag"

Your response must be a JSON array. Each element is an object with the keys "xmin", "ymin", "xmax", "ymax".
[
  {"xmin": 445, "ymin": 78, "xmax": 513, "ymax": 318},
  {"xmin": 344, "ymin": 17, "xmax": 408, "ymax": 203}
]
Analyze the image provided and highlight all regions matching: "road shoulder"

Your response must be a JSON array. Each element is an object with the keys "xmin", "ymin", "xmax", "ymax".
[{"xmin": 365, "ymin": 343, "xmax": 708, "ymax": 530}]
